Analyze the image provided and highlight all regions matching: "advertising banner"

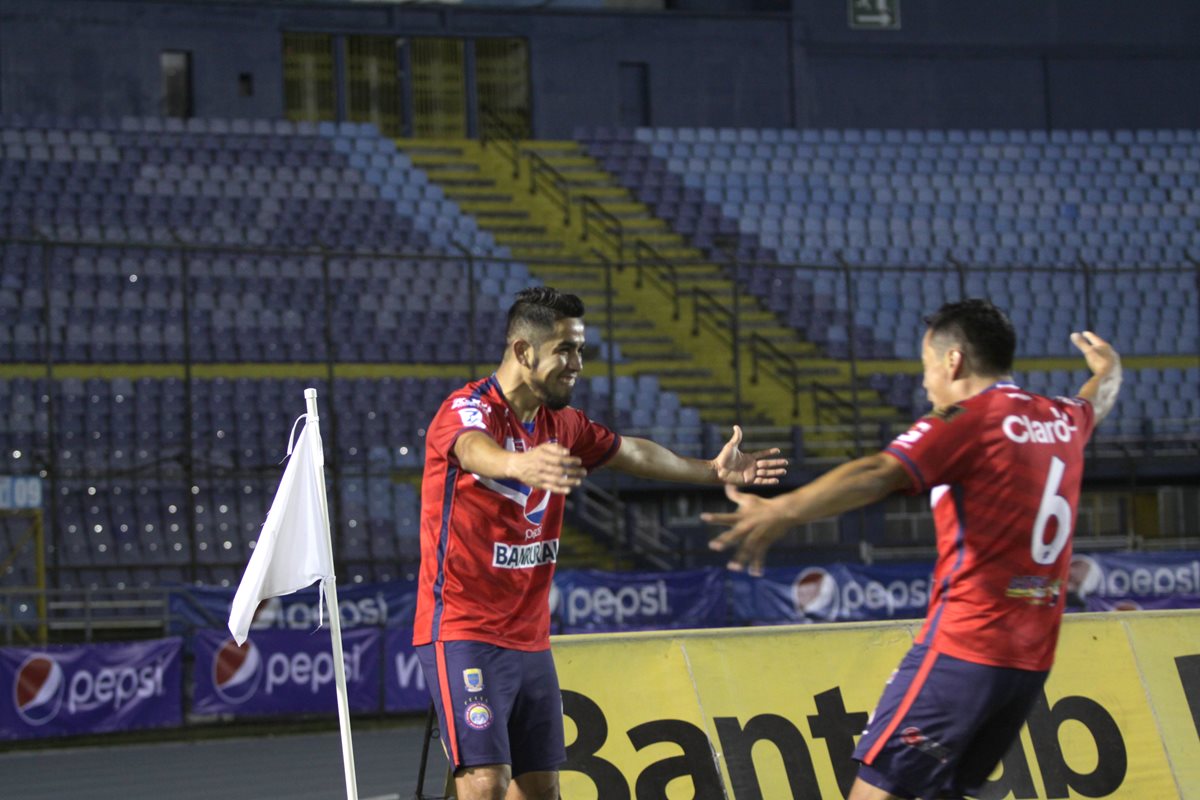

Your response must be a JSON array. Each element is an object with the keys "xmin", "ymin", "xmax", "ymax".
[
  {"xmin": 0, "ymin": 637, "xmax": 182, "ymax": 740},
  {"xmin": 384, "ymin": 627, "xmax": 430, "ymax": 713},
  {"xmin": 551, "ymin": 568, "xmax": 728, "ymax": 633},
  {"xmin": 169, "ymin": 580, "xmax": 416, "ymax": 635},
  {"xmin": 553, "ymin": 611, "xmax": 1199, "ymax": 799},
  {"xmin": 1085, "ymin": 593, "xmax": 1200, "ymax": 612},
  {"xmin": 729, "ymin": 562, "xmax": 932, "ymax": 624},
  {"xmin": 1067, "ymin": 551, "xmax": 1200, "ymax": 609},
  {"xmin": 191, "ymin": 628, "xmax": 381, "ymax": 717}
]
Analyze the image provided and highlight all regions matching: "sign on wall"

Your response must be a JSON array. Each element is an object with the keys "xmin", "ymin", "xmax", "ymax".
[
  {"xmin": 0, "ymin": 638, "xmax": 182, "ymax": 740},
  {"xmin": 849, "ymin": 0, "xmax": 901, "ymax": 30}
]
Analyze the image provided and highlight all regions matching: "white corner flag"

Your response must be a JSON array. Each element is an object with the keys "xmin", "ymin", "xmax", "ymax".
[
  {"xmin": 227, "ymin": 388, "xmax": 359, "ymax": 800},
  {"xmin": 228, "ymin": 392, "xmax": 333, "ymax": 645}
]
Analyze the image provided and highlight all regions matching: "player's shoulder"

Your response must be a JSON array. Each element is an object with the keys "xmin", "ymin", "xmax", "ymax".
[
  {"xmin": 916, "ymin": 384, "xmax": 1021, "ymax": 425},
  {"xmin": 440, "ymin": 377, "xmax": 499, "ymax": 406},
  {"xmin": 921, "ymin": 403, "xmax": 971, "ymax": 424}
]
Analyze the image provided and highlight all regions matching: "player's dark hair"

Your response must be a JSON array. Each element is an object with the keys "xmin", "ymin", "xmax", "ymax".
[
  {"xmin": 505, "ymin": 286, "xmax": 585, "ymax": 341},
  {"xmin": 924, "ymin": 299, "xmax": 1016, "ymax": 375}
]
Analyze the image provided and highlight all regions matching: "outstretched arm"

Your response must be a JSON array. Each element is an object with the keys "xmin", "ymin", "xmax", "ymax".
[
  {"xmin": 606, "ymin": 425, "xmax": 788, "ymax": 486},
  {"xmin": 454, "ymin": 430, "xmax": 586, "ymax": 495},
  {"xmin": 1070, "ymin": 330, "xmax": 1122, "ymax": 423},
  {"xmin": 703, "ymin": 452, "xmax": 910, "ymax": 575}
]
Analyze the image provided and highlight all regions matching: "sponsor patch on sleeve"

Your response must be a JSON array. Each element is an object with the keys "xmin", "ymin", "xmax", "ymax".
[{"xmin": 457, "ymin": 408, "xmax": 487, "ymax": 429}]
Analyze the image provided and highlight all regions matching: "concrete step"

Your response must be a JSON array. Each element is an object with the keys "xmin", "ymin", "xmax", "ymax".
[
  {"xmin": 487, "ymin": 223, "xmax": 550, "ymax": 235},
  {"xmin": 399, "ymin": 146, "xmax": 468, "ymax": 158},
  {"xmin": 428, "ymin": 177, "xmax": 496, "ymax": 188},
  {"xmin": 518, "ymin": 141, "xmax": 582, "ymax": 154},
  {"xmin": 468, "ymin": 208, "xmax": 531, "ymax": 221},
  {"xmin": 445, "ymin": 191, "xmax": 513, "ymax": 203},
  {"xmin": 534, "ymin": 156, "xmax": 594, "ymax": 169},
  {"xmin": 616, "ymin": 343, "xmax": 695, "ymax": 359}
]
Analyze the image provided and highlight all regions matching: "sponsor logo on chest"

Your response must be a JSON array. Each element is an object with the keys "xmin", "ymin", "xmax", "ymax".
[{"xmin": 493, "ymin": 539, "xmax": 559, "ymax": 569}]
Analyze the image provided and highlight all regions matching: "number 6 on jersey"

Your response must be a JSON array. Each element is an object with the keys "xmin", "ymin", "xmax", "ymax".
[{"xmin": 1031, "ymin": 456, "xmax": 1072, "ymax": 565}]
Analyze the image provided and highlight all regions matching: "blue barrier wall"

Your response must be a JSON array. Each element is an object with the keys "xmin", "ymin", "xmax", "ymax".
[{"xmin": 1, "ymin": 0, "xmax": 1198, "ymax": 134}]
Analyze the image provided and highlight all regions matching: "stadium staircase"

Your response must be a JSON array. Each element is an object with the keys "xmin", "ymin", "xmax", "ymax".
[{"xmin": 396, "ymin": 137, "xmax": 901, "ymax": 458}]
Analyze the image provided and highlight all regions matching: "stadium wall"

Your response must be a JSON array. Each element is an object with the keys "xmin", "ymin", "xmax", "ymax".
[
  {"xmin": 553, "ymin": 610, "xmax": 1200, "ymax": 798},
  {"xmin": 2, "ymin": 0, "xmax": 1200, "ymax": 134}
]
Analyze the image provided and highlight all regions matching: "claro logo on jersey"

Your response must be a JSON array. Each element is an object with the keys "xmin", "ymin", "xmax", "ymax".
[
  {"xmin": 1003, "ymin": 407, "xmax": 1078, "ymax": 445},
  {"xmin": 494, "ymin": 539, "xmax": 559, "ymax": 569},
  {"xmin": 12, "ymin": 652, "xmax": 167, "ymax": 726},
  {"xmin": 212, "ymin": 638, "xmax": 369, "ymax": 702}
]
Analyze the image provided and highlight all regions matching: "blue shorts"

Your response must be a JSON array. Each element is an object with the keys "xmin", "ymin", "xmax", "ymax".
[
  {"xmin": 416, "ymin": 640, "xmax": 566, "ymax": 776},
  {"xmin": 852, "ymin": 643, "xmax": 1048, "ymax": 799}
]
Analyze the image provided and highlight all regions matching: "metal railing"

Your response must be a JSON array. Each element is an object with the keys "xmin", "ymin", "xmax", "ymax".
[
  {"xmin": 478, "ymin": 106, "xmax": 522, "ymax": 180},
  {"xmin": 579, "ymin": 196, "xmax": 623, "ymax": 262},
  {"xmin": 1, "ymin": 587, "xmax": 174, "ymax": 645},
  {"xmin": 748, "ymin": 333, "xmax": 806, "ymax": 417},
  {"xmin": 528, "ymin": 150, "xmax": 572, "ymax": 226},
  {"xmin": 633, "ymin": 239, "xmax": 680, "ymax": 320},
  {"xmin": 1, "ymin": 229, "xmax": 1198, "ymax": 579},
  {"xmin": 567, "ymin": 479, "xmax": 681, "ymax": 571}
]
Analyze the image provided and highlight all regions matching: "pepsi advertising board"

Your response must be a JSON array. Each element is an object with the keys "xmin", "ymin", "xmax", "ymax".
[
  {"xmin": 729, "ymin": 563, "xmax": 933, "ymax": 624},
  {"xmin": 1, "ymin": 638, "xmax": 182, "ymax": 740},
  {"xmin": 170, "ymin": 580, "xmax": 416, "ymax": 636},
  {"xmin": 551, "ymin": 568, "xmax": 728, "ymax": 633},
  {"xmin": 1066, "ymin": 551, "xmax": 1200, "ymax": 608},
  {"xmin": 1085, "ymin": 594, "xmax": 1200, "ymax": 612},
  {"xmin": 384, "ymin": 628, "xmax": 430, "ymax": 713},
  {"xmin": 192, "ymin": 628, "xmax": 381, "ymax": 717}
]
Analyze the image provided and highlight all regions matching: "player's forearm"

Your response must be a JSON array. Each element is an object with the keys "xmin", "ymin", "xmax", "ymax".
[
  {"xmin": 609, "ymin": 436, "xmax": 721, "ymax": 484},
  {"xmin": 454, "ymin": 433, "xmax": 518, "ymax": 480},
  {"xmin": 775, "ymin": 453, "xmax": 908, "ymax": 526},
  {"xmin": 1077, "ymin": 362, "xmax": 1122, "ymax": 424}
]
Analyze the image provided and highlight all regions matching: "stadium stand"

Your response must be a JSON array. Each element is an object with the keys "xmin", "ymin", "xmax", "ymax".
[{"xmin": 2, "ymin": 118, "xmax": 1198, "ymax": 588}]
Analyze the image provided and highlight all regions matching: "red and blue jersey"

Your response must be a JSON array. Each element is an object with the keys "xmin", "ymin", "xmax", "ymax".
[
  {"xmin": 883, "ymin": 383, "xmax": 1096, "ymax": 671},
  {"xmin": 412, "ymin": 376, "xmax": 621, "ymax": 651}
]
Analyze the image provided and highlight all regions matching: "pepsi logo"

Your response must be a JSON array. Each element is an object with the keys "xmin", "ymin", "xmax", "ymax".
[
  {"xmin": 792, "ymin": 567, "xmax": 839, "ymax": 619},
  {"xmin": 901, "ymin": 726, "xmax": 925, "ymax": 746},
  {"xmin": 524, "ymin": 488, "xmax": 550, "ymax": 525},
  {"xmin": 213, "ymin": 639, "xmax": 262, "ymax": 705},
  {"xmin": 1069, "ymin": 554, "xmax": 1102, "ymax": 599},
  {"xmin": 13, "ymin": 654, "xmax": 64, "ymax": 727}
]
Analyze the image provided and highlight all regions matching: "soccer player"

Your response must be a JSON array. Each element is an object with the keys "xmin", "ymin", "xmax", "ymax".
[
  {"xmin": 703, "ymin": 299, "xmax": 1121, "ymax": 800},
  {"xmin": 412, "ymin": 286, "xmax": 788, "ymax": 800}
]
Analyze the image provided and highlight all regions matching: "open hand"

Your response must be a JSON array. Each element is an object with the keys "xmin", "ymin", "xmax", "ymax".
[
  {"xmin": 701, "ymin": 484, "xmax": 792, "ymax": 576},
  {"xmin": 1070, "ymin": 331, "xmax": 1120, "ymax": 378},
  {"xmin": 511, "ymin": 443, "xmax": 586, "ymax": 495},
  {"xmin": 712, "ymin": 425, "xmax": 789, "ymax": 486}
]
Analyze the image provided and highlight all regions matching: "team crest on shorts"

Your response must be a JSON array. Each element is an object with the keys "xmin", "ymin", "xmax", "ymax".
[
  {"xmin": 463, "ymin": 668, "xmax": 484, "ymax": 693},
  {"xmin": 465, "ymin": 701, "xmax": 493, "ymax": 730}
]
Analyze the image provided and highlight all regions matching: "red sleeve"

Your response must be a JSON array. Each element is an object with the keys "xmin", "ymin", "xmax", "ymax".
[
  {"xmin": 560, "ymin": 408, "xmax": 621, "ymax": 470},
  {"xmin": 427, "ymin": 392, "xmax": 505, "ymax": 466},
  {"xmin": 882, "ymin": 404, "xmax": 981, "ymax": 494}
]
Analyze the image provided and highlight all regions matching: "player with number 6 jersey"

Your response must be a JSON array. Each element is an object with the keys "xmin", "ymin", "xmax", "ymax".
[
  {"xmin": 884, "ymin": 382, "xmax": 1095, "ymax": 671},
  {"xmin": 702, "ymin": 299, "xmax": 1122, "ymax": 800}
]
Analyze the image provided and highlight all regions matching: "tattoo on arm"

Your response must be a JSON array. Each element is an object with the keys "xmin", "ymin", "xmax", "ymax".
[{"xmin": 1091, "ymin": 365, "xmax": 1122, "ymax": 423}]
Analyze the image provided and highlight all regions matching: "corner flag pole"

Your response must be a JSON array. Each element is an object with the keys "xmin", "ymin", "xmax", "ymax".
[{"xmin": 305, "ymin": 388, "xmax": 360, "ymax": 800}]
